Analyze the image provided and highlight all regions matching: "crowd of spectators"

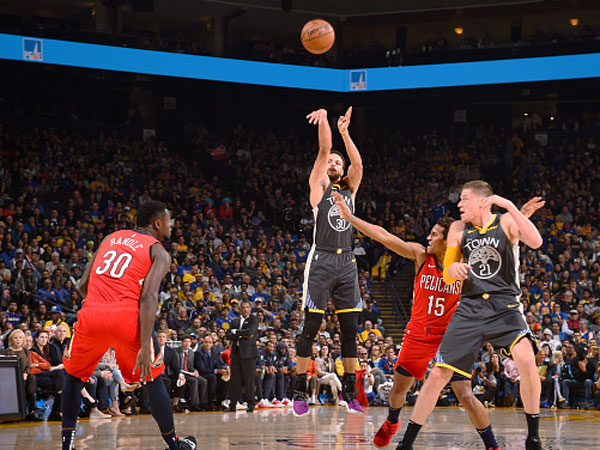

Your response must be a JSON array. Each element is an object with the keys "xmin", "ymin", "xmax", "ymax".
[
  {"xmin": 411, "ymin": 24, "xmax": 600, "ymax": 56},
  {"xmin": 0, "ymin": 14, "xmax": 212, "ymax": 57},
  {"xmin": 386, "ymin": 25, "xmax": 600, "ymax": 66},
  {"xmin": 1, "ymin": 103, "xmax": 600, "ymax": 421},
  {"xmin": 4, "ymin": 13, "xmax": 600, "ymax": 69}
]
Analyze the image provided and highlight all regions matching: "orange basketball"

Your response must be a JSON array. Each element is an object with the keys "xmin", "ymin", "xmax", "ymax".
[{"xmin": 301, "ymin": 19, "xmax": 335, "ymax": 54}]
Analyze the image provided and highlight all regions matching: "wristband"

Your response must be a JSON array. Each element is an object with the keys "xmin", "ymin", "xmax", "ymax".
[
  {"xmin": 341, "ymin": 130, "xmax": 348, "ymax": 135},
  {"xmin": 349, "ymin": 215, "xmax": 355, "ymax": 223}
]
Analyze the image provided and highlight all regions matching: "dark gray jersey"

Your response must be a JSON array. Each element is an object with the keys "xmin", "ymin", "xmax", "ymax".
[
  {"xmin": 460, "ymin": 213, "xmax": 520, "ymax": 298},
  {"xmin": 313, "ymin": 182, "xmax": 354, "ymax": 250}
]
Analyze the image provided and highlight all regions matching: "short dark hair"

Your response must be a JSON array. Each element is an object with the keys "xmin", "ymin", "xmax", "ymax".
[
  {"xmin": 137, "ymin": 200, "xmax": 168, "ymax": 228},
  {"xmin": 436, "ymin": 216, "xmax": 455, "ymax": 240},
  {"xmin": 330, "ymin": 150, "xmax": 346, "ymax": 170}
]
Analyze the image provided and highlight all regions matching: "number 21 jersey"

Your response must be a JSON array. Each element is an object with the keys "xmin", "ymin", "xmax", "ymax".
[
  {"xmin": 460, "ymin": 213, "xmax": 520, "ymax": 298},
  {"xmin": 85, "ymin": 229, "xmax": 159, "ymax": 306}
]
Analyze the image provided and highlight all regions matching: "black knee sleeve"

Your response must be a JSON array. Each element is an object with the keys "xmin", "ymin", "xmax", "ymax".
[
  {"xmin": 296, "ymin": 310, "xmax": 323, "ymax": 357},
  {"xmin": 338, "ymin": 312, "xmax": 360, "ymax": 358}
]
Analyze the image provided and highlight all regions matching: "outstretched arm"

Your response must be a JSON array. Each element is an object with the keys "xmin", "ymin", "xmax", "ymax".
[
  {"xmin": 482, "ymin": 195, "xmax": 543, "ymax": 249},
  {"xmin": 333, "ymin": 192, "xmax": 423, "ymax": 261},
  {"xmin": 337, "ymin": 107, "xmax": 363, "ymax": 193},
  {"xmin": 307, "ymin": 108, "xmax": 332, "ymax": 208}
]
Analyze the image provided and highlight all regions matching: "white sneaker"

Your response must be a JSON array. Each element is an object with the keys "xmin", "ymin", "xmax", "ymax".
[
  {"xmin": 235, "ymin": 402, "xmax": 246, "ymax": 410},
  {"xmin": 272, "ymin": 399, "xmax": 283, "ymax": 408},
  {"xmin": 337, "ymin": 400, "xmax": 348, "ymax": 408},
  {"xmin": 89, "ymin": 409, "xmax": 111, "ymax": 419},
  {"xmin": 221, "ymin": 399, "xmax": 230, "ymax": 409},
  {"xmin": 258, "ymin": 399, "xmax": 274, "ymax": 408},
  {"xmin": 281, "ymin": 398, "xmax": 292, "ymax": 407}
]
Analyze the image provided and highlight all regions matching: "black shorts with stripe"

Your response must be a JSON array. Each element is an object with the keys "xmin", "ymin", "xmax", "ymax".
[
  {"xmin": 302, "ymin": 247, "xmax": 362, "ymax": 313},
  {"xmin": 435, "ymin": 294, "xmax": 537, "ymax": 378}
]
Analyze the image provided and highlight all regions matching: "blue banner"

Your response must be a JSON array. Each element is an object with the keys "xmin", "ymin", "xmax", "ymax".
[
  {"xmin": 2, "ymin": 34, "xmax": 600, "ymax": 92},
  {"xmin": 2, "ymin": 34, "xmax": 344, "ymax": 92},
  {"xmin": 361, "ymin": 54, "xmax": 600, "ymax": 91}
]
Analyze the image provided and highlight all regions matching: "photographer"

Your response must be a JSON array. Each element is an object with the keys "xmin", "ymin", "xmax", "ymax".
[
  {"xmin": 253, "ymin": 297, "xmax": 273, "ymax": 321},
  {"xmin": 472, "ymin": 361, "xmax": 497, "ymax": 407},
  {"xmin": 360, "ymin": 360, "xmax": 376, "ymax": 405}
]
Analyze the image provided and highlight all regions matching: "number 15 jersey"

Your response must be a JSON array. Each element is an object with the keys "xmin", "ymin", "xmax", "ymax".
[
  {"xmin": 85, "ymin": 229, "xmax": 159, "ymax": 306},
  {"xmin": 410, "ymin": 254, "xmax": 462, "ymax": 329},
  {"xmin": 396, "ymin": 254, "xmax": 463, "ymax": 380}
]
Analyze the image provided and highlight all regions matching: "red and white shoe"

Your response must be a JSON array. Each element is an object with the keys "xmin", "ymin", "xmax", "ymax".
[{"xmin": 257, "ymin": 399, "xmax": 275, "ymax": 408}]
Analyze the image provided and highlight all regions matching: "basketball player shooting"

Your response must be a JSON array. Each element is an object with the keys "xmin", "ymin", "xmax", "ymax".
[{"xmin": 293, "ymin": 106, "xmax": 365, "ymax": 416}]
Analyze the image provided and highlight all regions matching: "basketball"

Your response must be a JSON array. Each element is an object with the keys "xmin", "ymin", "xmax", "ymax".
[{"xmin": 300, "ymin": 19, "xmax": 335, "ymax": 54}]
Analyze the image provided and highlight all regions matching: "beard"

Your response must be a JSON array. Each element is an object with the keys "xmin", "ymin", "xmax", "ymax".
[{"xmin": 327, "ymin": 171, "xmax": 341, "ymax": 183}]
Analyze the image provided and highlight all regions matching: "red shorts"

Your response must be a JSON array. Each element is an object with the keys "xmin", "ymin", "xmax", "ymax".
[
  {"xmin": 63, "ymin": 304, "xmax": 164, "ymax": 384},
  {"xmin": 394, "ymin": 323, "xmax": 446, "ymax": 380}
]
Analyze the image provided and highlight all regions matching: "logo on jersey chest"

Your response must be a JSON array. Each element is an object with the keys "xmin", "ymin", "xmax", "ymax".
[
  {"xmin": 419, "ymin": 274, "xmax": 461, "ymax": 295},
  {"xmin": 465, "ymin": 236, "xmax": 502, "ymax": 280},
  {"xmin": 325, "ymin": 194, "xmax": 352, "ymax": 232}
]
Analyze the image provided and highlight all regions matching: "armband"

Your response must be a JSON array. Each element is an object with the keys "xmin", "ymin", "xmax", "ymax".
[{"xmin": 443, "ymin": 246, "xmax": 462, "ymax": 285}]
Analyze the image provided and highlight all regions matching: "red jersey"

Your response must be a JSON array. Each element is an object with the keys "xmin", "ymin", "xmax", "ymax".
[
  {"xmin": 410, "ymin": 254, "xmax": 462, "ymax": 329},
  {"xmin": 85, "ymin": 229, "xmax": 159, "ymax": 307}
]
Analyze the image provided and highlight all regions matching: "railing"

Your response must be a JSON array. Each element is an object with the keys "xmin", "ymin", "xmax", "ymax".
[{"xmin": 384, "ymin": 256, "xmax": 412, "ymax": 325}]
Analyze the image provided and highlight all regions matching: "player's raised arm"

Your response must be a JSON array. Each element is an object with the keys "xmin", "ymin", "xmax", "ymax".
[
  {"xmin": 135, "ymin": 243, "xmax": 171, "ymax": 383},
  {"xmin": 337, "ymin": 107, "xmax": 363, "ymax": 194},
  {"xmin": 481, "ymin": 195, "xmax": 543, "ymax": 249},
  {"xmin": 307, "ymin": 108, "xmax": 332, "ymax": 207},
  {"xmin": 520, "ymin": 196, "xmax": 545, "ymax": 219},
  {"xmin": 333, "ymin": 191, "xmax": 423, "ymax": 261}
]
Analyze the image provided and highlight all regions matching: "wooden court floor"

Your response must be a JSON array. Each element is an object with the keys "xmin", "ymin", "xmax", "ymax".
[{"xmin": 1, "ymin": 405, "xmax": 599, "ymax": 450}]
